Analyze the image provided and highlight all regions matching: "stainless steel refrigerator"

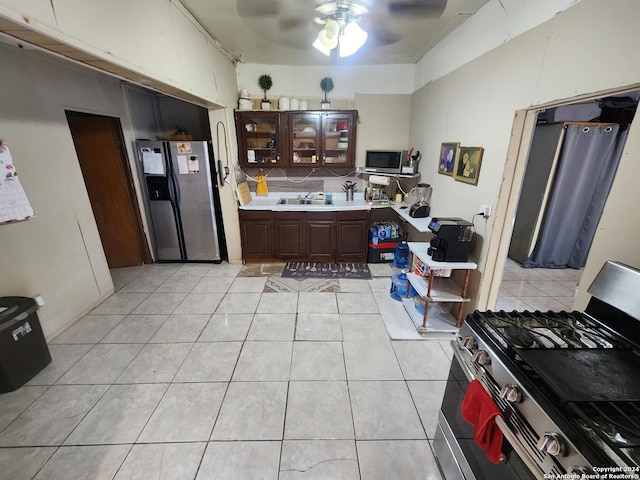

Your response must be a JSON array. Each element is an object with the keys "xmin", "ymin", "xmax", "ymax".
[{"xmin": 136, "ymin": 140, "xmax": 225, "ymax": 262}]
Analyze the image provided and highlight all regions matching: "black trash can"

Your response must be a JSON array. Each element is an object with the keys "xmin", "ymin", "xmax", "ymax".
[{"xmin": 0, "ymin": 296, "xmax": 51, "ymax": 393}]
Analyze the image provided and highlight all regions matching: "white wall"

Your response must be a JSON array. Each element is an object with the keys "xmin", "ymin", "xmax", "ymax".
[
  {"xmin": 0, "ymin": 45, "xmax": 126, "ymax": 337},
  {"xmin": 0, "ymin": 0, "xmax": 242, "ymax": 338},
  {"xmin": 414, "ymin": 0, "xmax": 580, "ymax": 89},
  {"xmin": 237, "ymin": 63, "xmax": 416, "ymax": 104},
  {"xmin": 0, "ymin": 0, "xmax": 236, "ymax": 107},
  {"xmin": 354, "ymin": 94, "xmax": 412, "ymax": 165},
  {"xmin": 409, "ymin": 0, "xmax": 640, "ymax": 311}
]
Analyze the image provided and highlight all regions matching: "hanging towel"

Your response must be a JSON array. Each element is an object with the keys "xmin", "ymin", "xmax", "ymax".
[
  {"xmin": 255, "ymin": 170, "xmax": 269, "ymax": 195},
  {"xmin": 461, "ymin": 379, "xmax": 504, "ymax": 464}
]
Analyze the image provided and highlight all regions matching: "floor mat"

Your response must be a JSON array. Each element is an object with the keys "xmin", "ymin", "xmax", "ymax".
[
  {"xmin": 238, "ymin": 263, "xmax": 285, "ymax": 277},
  {"xmin": 282, "ymin": 262, "xmax": 372, "ymax": 279}
]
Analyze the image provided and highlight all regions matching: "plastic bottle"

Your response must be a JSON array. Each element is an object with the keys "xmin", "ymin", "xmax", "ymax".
[{"xmin": 393, "ymin": 241, "xmax": 410, "ymax": 269}]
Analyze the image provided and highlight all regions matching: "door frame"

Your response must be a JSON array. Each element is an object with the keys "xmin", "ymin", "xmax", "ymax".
[
  {"xmin": 66, "ymin": 110, "xmax": 153, "ymax": 266},
  {"xmin": 481, "ymin": 85, "xmax": 640, "ymax": 311}
]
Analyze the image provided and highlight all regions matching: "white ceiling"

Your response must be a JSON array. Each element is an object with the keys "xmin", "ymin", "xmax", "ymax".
[{"xmin": 181, "ymin": 0, "xmax": 490, "ymax": 66}]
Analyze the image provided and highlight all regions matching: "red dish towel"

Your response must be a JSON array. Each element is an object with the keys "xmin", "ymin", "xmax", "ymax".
[{"xmin": 461, "ymin": 379, "xmax": 504, "ymax": 464}]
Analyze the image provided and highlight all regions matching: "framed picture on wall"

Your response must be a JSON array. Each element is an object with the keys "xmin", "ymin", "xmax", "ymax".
[
  {"xmin": 438, "ymin": 142, "xmax": 459, "ymax": 176},
  {"xmin": 453, "ymin": 146, "xmax": 484, "ymax": 185}
]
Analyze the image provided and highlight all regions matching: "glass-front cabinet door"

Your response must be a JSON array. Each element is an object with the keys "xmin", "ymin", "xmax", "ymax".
[
  {"xmin": 322, "ymin": 111, "xmax": 357, "ymax": 166},
  {"xmin": 234, "ymin": 111, "xmax": 284, "ymax": 167},
  {"xmin": 289, "ymin": 113, "xmax": 321, "ymax": 167}
]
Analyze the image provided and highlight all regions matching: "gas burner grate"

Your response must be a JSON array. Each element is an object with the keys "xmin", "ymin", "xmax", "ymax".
[
  {"xmin": 473, "ymin": 310, "xmax": 626, "ymax": 350},
  {"xmin": 570, "ymin": 401, "xmax": 640, "ymax": 467}
]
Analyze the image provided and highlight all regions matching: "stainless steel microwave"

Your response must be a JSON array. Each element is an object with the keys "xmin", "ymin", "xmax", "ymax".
[{"xmin": 364, "ymin": 150, "xmax": 407, "ymax": 174}]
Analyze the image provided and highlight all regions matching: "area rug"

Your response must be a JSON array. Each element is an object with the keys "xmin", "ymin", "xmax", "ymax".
[
  {"xmin": 282, "ymin": 262, "xmax": 372, "ymax": 279},
  {"xmin": 238, "ymin": 263, "xmax": 285, "ymax": 277}
]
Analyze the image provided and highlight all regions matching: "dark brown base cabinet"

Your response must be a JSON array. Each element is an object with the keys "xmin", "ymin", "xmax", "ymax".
[
  {"xmin": 239, "ymin": 209, "xmax": 368, "ymax": 263},
  {"xmin": 239, "ymin": 210, "xmax": 274, "ymax": 261},
  {"xmin": 306, "ymin": 212, "xmax": 336, "ymax": 262},
  {"xmin": 336, "ymin": 210, "xmax": 369, "ymax": 263},
  {"xmin": 273, "ymin": 212, "xmax": 305, "ymax": 259}
]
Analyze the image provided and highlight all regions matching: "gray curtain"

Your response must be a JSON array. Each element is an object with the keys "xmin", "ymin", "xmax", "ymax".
[{"xmin": 525, "ymin": 123, "xmax": 627, "ymax": 269}]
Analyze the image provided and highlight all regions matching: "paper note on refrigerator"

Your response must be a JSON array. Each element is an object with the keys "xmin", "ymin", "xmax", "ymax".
[
  {"xmin": 0, "ymin": 141, "xmax": 35, "ymax": 224},
  {"xmin": 142, "ymin": 149, "xmax": 164, "ymax": 175},
  {"xmin": 188, "ymin": 155, "xmax": 200, "ymax": 173},
  {"xmin": 177, "ymin": 155, "xmax": 189, "ymax": 174}
]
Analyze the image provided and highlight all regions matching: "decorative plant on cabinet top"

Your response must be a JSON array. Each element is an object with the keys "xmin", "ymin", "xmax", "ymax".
[
  {"xmin": 320, "ymin": 77, "xmax": 334, "ymax": 109},
  {"xmin": 258, "ymin": 74, "xmax": 273, "ymax": 109}
]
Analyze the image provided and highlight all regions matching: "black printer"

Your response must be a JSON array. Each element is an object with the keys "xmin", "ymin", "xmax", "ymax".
[{"xmin": 427, "ymin": 217, "xmax": 474, "ymax": 262}]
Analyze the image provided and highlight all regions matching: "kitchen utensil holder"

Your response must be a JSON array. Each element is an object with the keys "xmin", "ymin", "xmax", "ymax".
[{"xmin": 346, "ymin": 189, "xmax": 354, "ymax": 201}]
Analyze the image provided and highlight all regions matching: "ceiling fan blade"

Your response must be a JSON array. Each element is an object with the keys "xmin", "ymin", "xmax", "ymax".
[
  {"xmin": 388, "ymin": 0, "xmax": 447, "ymax": 17},
  {"xmin": 279, "ymin": 16, "xmax": 311, "ymax": 31},
  {"xmin": 237, "ymin": 0, "xmax": 280, "ymax": 17},
  {"xmin": 368, "ymin": 26, "xmax": 402, "ymax": 46}
]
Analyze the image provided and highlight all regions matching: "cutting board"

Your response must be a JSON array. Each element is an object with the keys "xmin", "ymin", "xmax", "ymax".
[{"xmin": 236, "ymin": 181, "xmax": 252, "ymax": 206}]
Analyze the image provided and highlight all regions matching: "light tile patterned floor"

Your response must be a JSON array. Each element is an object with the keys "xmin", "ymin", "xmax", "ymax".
[
  {"xmin": 495, "ymin": 257, "xmax": 582, "ymax": 312},
  {"xmin": 0, "ymin": 261, "xmax": 446, "ymax": 480}
]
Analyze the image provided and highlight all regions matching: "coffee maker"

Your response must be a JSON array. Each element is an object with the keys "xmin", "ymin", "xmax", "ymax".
[
  {"xmin": 427, "ymin": 217, "xmax": 474, "ymax": 262},
  {"xmin": 408, "ymin": 183, "xmax": 432, "ymax": 218}
]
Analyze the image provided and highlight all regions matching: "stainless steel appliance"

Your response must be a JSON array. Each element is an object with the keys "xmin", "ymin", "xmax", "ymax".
[
  {"xmin": 434, "ymin": 261, "xmax": 640, "ymax": 479},
  {"xmin": 136, "ymin": 140, "xmax": 225, "ymax": 262},
  {"xmin": 427, "ymin": 217, "xmax": 474, "ymax": 262},
  {"xmin": 408, "ymin": 183, "xmax": 432, "ymax": 218},
  {"xmin": 364, "ymin": 150, "xmax": 407, "ymax": 174}
]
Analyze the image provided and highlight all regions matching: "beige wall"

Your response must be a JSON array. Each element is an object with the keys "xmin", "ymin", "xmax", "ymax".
[
  {"xmin": 409, "ymin": 0, "xmax": 640, "ymax": 312},
  {"xmin": 0, "ymin": 46, "xmax": 127, "ymax": 338},
  {"xmin": 354, "ymin": 94, "xmax": 413, "ymax": 166},
  {"xmin": 0, "ymin": 0, "xmax": 235, "ymax": 107},
  {"xmin": 0, "ymin": 0, "xmax": 241, "ymax": 339}
]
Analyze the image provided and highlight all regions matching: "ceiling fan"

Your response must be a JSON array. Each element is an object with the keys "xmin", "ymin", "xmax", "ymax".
[{"xmin": 236, "ymin": 0, "xmax": 448, "ymax": 55}]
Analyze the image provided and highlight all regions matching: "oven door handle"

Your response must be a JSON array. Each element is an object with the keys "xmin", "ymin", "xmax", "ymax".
[
  {"xmin": 451, "ymin": 341, "xmax": 547, "ymax": 479},
  {"xmin": 494, "ymin": 415, "xmax": 545, "ymax": 478},
  {"xmin": 450, "ymin": 340, "xmax": 476, "ymax": 382}
]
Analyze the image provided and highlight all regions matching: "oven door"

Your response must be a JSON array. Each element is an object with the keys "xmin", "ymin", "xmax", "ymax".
[{"xmin": 434, "ymin": 353, "xmax": 536, "ymax": 480}]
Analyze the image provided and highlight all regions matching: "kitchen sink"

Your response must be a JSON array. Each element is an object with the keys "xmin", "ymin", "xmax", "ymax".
[{"xmin": 277, "ymin": 198, "xmax": 333, "ymax": 205}]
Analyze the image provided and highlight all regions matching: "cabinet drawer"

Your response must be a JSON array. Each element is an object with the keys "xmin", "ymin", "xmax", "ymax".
[
  {"xmin": 338, "ymin": 210, "xmax": 369, "ymax": 221},
  {"xmin": 274, "ymin": 211, "xmax": 304, "ymax": 220},
  {"xmin": 306, "ymin": 211, "xmax": 336, "ymax": 221},
  {"xmin": 239, "ymin": 210, "xmax": 273, "ymax": 221}
]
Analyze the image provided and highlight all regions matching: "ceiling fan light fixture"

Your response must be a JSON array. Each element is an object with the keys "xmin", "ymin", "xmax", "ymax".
[
  {"xmin": 313, "ymin": 37, "xmax": 331, "ymax": 56},
  {"xmin": 317, "ymin": 19, "xmax": 340, "ymax": 49},
  {"xmin": 339, "ymin": 20, "xmax": 367, "ymax": 57}
]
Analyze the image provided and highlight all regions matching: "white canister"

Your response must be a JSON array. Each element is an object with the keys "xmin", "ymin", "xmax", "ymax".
[
  {"xmin": 290, "ymin": 98, "xmax": 300, "ymax": 110},
  {"xmin": 299, "ymin": 99, "xmax": 308, "ymax": 110},
  {"xmin": 278, "ymin": 97, "xmax": 290, "ymax": 110}
]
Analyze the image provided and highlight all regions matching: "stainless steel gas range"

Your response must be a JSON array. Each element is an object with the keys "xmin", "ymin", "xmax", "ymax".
[{"xmin": 434, "ymin": 261, "xmax": 640, "ymax": 480}]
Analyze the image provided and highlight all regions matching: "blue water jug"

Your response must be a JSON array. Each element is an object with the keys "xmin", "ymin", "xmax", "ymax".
[
  {"xmin": 389, "ymin": 273, "xmax": 417, "ymax": 301},
  {"xmin": 393, "ymin": 241, "xmax": 410, "ymax": 269}
]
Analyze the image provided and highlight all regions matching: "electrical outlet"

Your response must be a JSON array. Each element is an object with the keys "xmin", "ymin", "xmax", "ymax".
[{"xmin": 479, "ymin": 204, "xmax": 492, "ymax": 217}]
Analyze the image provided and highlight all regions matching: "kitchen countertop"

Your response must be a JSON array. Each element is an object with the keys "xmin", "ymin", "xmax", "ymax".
[
  {"xmin": 239, "ymin": 192, "xmax": 432, "ymax": 232},
  {"xmin": 239, "ymin": 192, "xmax": 371, "ymax": 212},
  {"xmin": 391, "ymin": 203, "xmax": 432, "ymax": 232}
]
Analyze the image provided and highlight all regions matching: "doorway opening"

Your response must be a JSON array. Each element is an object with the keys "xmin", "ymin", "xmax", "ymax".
[
  {"xmin": 66, "ymin": 111, "xmax": 152, "ymax": 268},
  {"xmin": 486, "ymin": 90, "xmax": 638, "ymax": 312}
]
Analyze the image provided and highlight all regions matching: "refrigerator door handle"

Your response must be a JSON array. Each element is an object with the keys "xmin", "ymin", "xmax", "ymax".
[{"xmin": 164, "ymin": 142, "xmax": 187, "ymax": 260}]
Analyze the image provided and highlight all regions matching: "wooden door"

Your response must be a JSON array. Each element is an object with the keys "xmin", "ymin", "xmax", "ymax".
[{"xmin": 66, "ymin": 111, "xmax": 150, "ymax": 268}]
